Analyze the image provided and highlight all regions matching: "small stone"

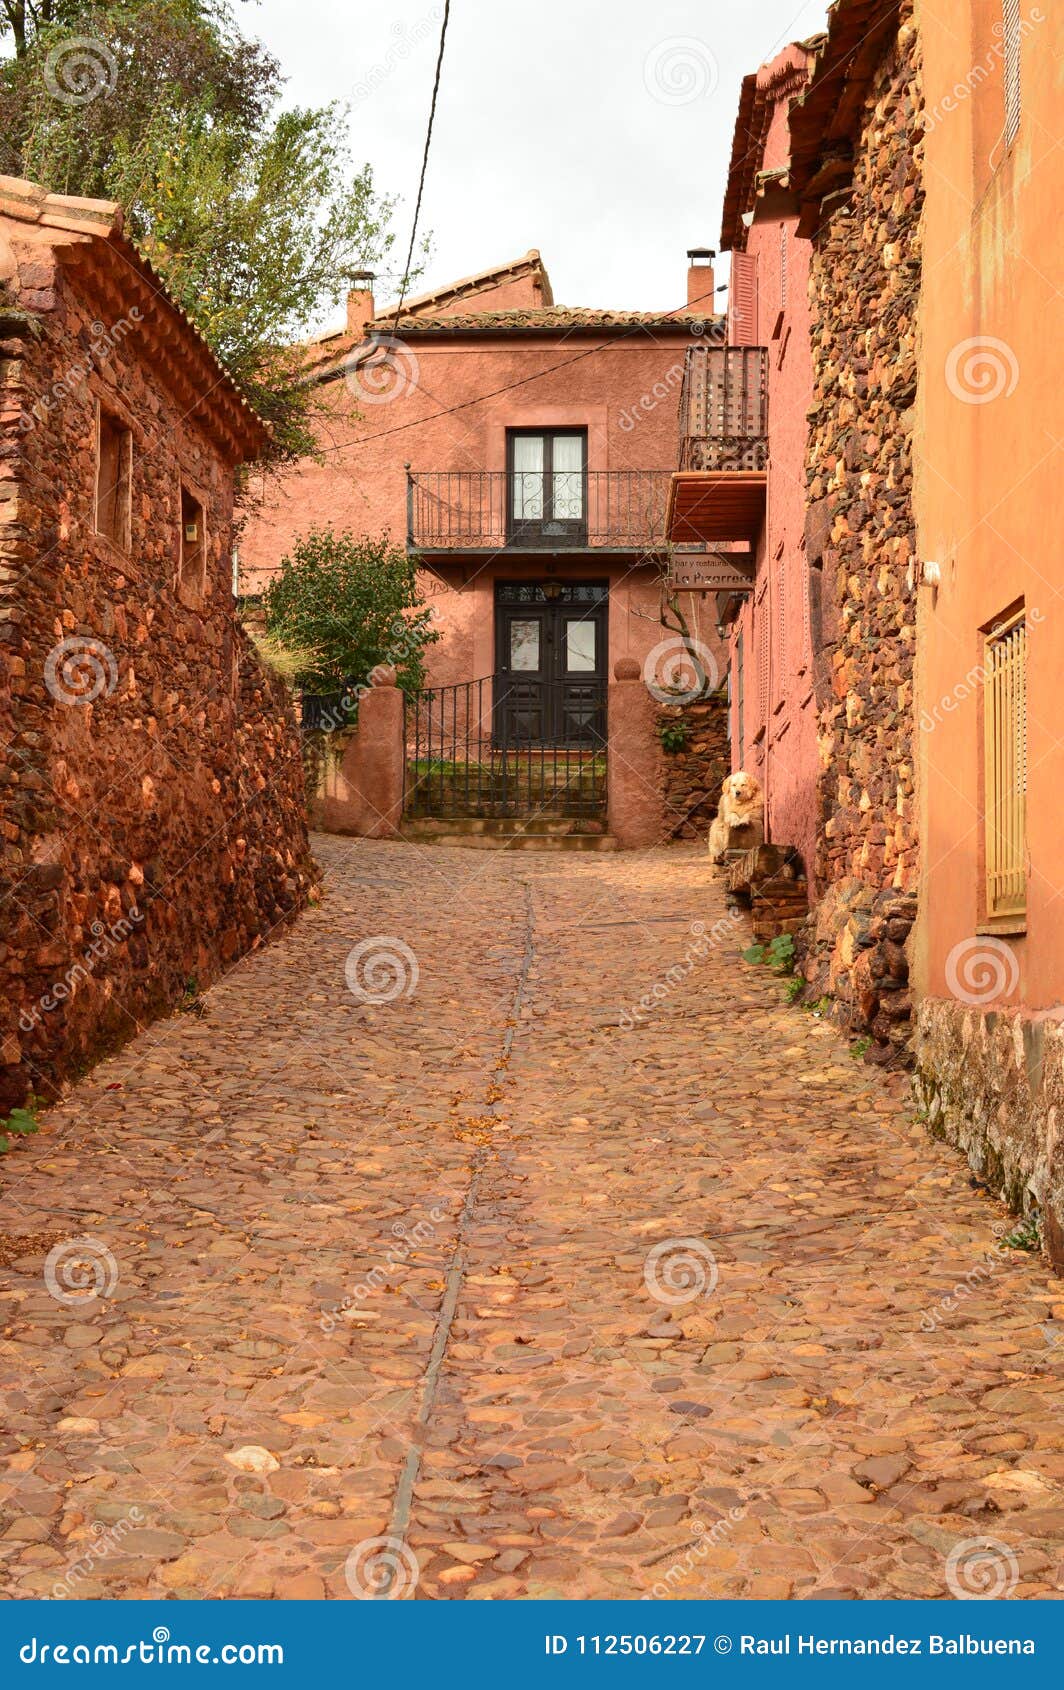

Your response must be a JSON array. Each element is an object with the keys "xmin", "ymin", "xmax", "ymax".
[{"xmin": 223, "ymin": 1446, "xmax": 280, "ymax": 1475}]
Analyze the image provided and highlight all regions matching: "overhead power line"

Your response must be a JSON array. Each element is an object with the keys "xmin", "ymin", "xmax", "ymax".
[{"xmin": 394, "ymin": 0, "xmax": 452, "ymax": 322}]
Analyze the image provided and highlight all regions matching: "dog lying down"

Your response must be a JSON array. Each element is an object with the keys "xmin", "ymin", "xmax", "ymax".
[{"xmin": 707, "ymin": 771, "xmax": 765, "ymax": 864}]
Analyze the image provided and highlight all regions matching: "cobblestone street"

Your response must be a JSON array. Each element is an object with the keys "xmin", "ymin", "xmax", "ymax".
[{"xmin": 1, "ymin": 838, "xmax": 1061, "ymax": 1601}]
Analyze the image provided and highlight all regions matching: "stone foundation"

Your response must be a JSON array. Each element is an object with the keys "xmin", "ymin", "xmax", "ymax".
[
  {"xmin": 656, "ymin": 694, "xmax": 729, "ymax": 840},
  {"xmin": 914, "ymin": 999, "xmax": 1064, "ymax": 1271}
]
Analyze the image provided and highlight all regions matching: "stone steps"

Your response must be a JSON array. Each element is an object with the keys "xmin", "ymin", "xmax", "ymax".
[{"xmin": 400, "ymin": 817, "xmax": 617, "ymax": 852}]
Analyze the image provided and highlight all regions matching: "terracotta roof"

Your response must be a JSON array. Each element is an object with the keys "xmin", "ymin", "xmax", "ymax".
[
  {"xmin": 376, "ymin": 307, "xmax": 724, "ymax": 337},
  {"xmin": 0, "ymin": 174, "xmax": 269, "ymax": 462},
  {"xmin": 720, "ymin": 42, "xmax": 821, "ymax": 253},
  {"xmin": 788, "ymin": 0, "xmax": 903, "ymax": 237}
]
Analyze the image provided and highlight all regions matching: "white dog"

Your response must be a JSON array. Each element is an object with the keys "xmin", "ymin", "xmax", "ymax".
[{"xmin": 708, "ymin": 771, "xmax": 765, "ymax": 864}]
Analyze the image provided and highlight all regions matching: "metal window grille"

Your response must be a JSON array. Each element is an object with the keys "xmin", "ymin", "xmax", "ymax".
[
  {"xmin": 776, "ymin": 556, "xmax": 787, "ymax": 691},
  {"xmin": 780, "ymin": 225, "xmax": 789, "ymax": 310},
  {"xmin": 1003, "ymin": 0, "xmax": 1022, "ymax": 147},
  {"xmin": 983, "ymin": 611, "xmax": 1027, "ymax": 917}
]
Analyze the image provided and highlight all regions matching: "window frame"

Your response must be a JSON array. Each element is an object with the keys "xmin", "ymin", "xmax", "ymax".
[
  {"xmin": 505, "ymin": 427, "xmax": 588, "ymax": 543},
  {"xmin": 980, "ymin": 605, "xmax": 1027, "ymax": 930},
  {"xmin": 178, "ymin": 480, "xmax": 209, "ymax": 605},
  {"xmin": 94, "ymin": 403, "xmax": 132, "ymax": 552}
]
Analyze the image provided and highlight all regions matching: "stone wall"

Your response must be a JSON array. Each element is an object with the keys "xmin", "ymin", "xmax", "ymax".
[
  {"xmin": 801, "ymin": 10, "xmax": 923, "ymax": 1065},
  {"xmin": 656, "ymin": 693, "xmax": 729, "ymax": 840},
  {"xmin": 0, "ymin": 244, "xmax": 316, "ymax": 1113},
  {"xmin": 914, "ymin": 1000, "xmax": 1064, "ymax": 1272}
]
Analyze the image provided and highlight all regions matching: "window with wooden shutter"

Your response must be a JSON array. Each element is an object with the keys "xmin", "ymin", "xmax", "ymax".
[
  {"xmin": 728, "ymin": 252, "xmax": 759, "ymax": 347},
  {"xmin": 1003, "ymin": 0, "xmax": 1021, "ymax": 147},
  {"xmin": 735, "ymin": 634, "xmax": 745, "ymax": 768},
  {"xmin": 983, "ymin": 610, "xmax": 1027, "ymax": 919},
  {"xmin": 780, "ymin": 225, "xmax": 788, "ymax": 311},
  {"xmin": 756, "ymin": 582, "xmax": 770, "ymax": 723},
  {"xmin": 95, "ymin": 408, "xmax": 131, "ymax": 550}
]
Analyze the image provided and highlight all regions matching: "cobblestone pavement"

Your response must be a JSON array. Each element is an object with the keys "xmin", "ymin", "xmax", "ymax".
[{"xmin": 1, "ymin": 838, "xmax": 1062, "ymax": 1601}]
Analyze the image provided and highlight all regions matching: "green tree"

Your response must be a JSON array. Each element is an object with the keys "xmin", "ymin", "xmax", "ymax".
[
  {"xmin": 262, "ymin": 530, "xmax": 440, "ymax": 698},
  {"xmin": 1, "ymin": 1, "xmax": 403, "ymax": 459}
]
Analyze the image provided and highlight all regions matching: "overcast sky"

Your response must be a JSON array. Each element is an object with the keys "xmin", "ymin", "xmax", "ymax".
[{"xmin": 254, "ymin": 0, "xmax": 829, "ymax": 318}]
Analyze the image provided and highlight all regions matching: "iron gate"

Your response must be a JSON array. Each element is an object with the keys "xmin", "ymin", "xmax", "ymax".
[{"xmin": 404, "ymin": 676, "xmax": 607, "ymax": 820}]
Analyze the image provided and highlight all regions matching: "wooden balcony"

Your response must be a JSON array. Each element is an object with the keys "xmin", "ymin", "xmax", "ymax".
[
  {"xmin": 406, "ymin": 470, "xmax": 672, "ymax": 555},
  {"xmin": 669, "ymin": 345, "xmax": 769, "ymax": 545}
]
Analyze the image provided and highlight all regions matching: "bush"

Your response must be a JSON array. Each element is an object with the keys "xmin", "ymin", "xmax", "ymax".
[{"xmin": 262, "ymin": 529, "xmax": 439, "ymax": 696}]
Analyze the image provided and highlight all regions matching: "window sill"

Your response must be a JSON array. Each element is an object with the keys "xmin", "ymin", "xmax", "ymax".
[{"xmin": 976, "ymin": 919, "xmax": 1027, "ymax": 938}]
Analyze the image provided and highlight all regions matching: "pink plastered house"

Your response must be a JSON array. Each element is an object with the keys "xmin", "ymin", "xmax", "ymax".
[
  {"xmin": 668, "ymin": 42, "xmax": 821, "ymax": 886},
  {"xmin": 239, "ymin": 252, "xmax": 728, "ymax": 819}
]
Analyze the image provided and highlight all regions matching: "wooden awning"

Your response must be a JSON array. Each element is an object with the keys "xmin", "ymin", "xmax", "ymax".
[{"xmin": 667, "ymin": 470, "xmax": 767, "ymax": 545}]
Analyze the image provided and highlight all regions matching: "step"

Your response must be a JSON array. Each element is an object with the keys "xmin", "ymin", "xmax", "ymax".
[
  {"xmin": 402, "ymin": 816, "xmax": 606, "ymax": 839},
  {"xmin": 400, "ymin": 827, "xmax": 618, "ymax": 852}
]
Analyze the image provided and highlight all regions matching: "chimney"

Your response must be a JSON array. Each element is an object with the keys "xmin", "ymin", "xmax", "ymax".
[
  {"xmin": 346, "ymin": 269, "xmax": 376, "ymax": 337},
  {"xmin": 686, "ymin": 247, "xmax": 716, "ymax": 313}
]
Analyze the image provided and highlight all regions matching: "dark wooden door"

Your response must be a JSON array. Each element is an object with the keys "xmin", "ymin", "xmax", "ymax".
[{"xmin": 494, "ymin": 585, "xmax": 607, "ymax": 746}]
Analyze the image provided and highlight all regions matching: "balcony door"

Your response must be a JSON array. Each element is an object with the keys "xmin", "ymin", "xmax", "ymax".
[
  {"xmin": 507, "ymin": 429, "xmax": 587, "ymax": 547},
  {"xmin": 494, "ymin": 581, "xmax": 607, "ymax": 746}
]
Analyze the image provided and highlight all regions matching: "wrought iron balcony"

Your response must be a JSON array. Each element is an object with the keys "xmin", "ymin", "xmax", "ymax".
[
  {"xmin": 406, "ymin": 469, "xmax": 672, "ymax": 554},
  {"xmin": 678, "ymin": 345, "xmax": 768, "ymax": 471}
]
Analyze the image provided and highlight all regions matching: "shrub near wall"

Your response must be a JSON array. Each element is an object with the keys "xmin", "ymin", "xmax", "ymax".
[
  {"xmin": 801, "ymin": 12, "xmax": 924, "ymax": 1065},
  {"xmin": 0, "ymin": 242, "xmax": 317, "ymax": 1114}
]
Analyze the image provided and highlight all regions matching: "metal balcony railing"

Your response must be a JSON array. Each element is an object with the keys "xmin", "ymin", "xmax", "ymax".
[
  {"xmin": 406, "ymin": 469, "xmax": 672, "ymax": 552},
  {"xmin": 678, "ymin": 345, "xmax": 769, "ymax": 472}
]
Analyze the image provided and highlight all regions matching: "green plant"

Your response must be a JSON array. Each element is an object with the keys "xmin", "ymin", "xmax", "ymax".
[
  {"xmin": 657, "ymin": 718, "xmax": 690, "ymax": 755},
  {"xmin": 0, "ymin": 1099, "xmax": 40, "ymax": 1155},
  {"xmin": 742, "ymin": 933, "xmax": 796, "ymax": 974},
  {"xmin": 850, "ymin": 1035, "xmax": 873, "ymax": 1059},
  {"xmin": 263, "ymin": 529, "xmax": 440, "ymax": 696},
  {"xmin": 1, "ymin": 1, "xmax": 406, "ymax": 460},
  {"xmin": 1001, "ymin": 1215, "xmax": 1041, "ymax": 1253},
  {"xmin": 784, "ymin": 976, "xmax": 804, "ymax": 1004}
]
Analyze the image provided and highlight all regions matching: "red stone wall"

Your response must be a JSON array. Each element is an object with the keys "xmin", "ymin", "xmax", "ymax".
[
  {"xmin": 801, "ymin": 12, "xmax": 924, "ymax": 1063},
  {"xmin": 0, "ymin": 249, "xmax": 316, "ymax": 1112}
]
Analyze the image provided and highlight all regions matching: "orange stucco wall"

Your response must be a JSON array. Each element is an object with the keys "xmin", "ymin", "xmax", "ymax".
[{"xmin": 912, "ymin": 0, "xmax": 1062, "ymax": 1010}]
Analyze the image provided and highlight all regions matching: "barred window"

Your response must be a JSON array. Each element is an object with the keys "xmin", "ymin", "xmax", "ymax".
[
  {"xmin": 983, "ymin": 610, "xmax": 1027, "ymax": 919},
  {"xmin": 780, "ymin": 224, "xmax": 789, "ymax": 310}
]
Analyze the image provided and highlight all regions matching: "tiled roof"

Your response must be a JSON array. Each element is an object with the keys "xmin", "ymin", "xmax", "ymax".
[
  {"xmin": 374, "ymin": 250, "xmax": 554, "ymax": 319},
  {"xmin": 0, "ymin": 174, "xmax": 269, "ymax": 460},
  {"xmin": 720, "ymin": 42, "xmax": 821, "ymax": 254},
  {"xmin": 379, "ymin": 306, "xmax": 723, "ymax": 336}
]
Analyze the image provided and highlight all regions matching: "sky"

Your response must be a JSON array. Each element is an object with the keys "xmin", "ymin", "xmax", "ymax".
[{"xmin": 251, "ymin": 0, "xmax": 830, "ymax": 318}]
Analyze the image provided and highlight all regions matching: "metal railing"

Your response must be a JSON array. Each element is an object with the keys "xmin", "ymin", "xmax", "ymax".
[
  {"xmin": 678, "ymin": 345, "xmax": 769, "ymax": 472},
  {"xmin": 405, "ymin": 677, "xmax": 607, "ymax": 819},
  {"xmin": 406, "ymin": 470, "xmax": 671, "ymax": 552}
]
